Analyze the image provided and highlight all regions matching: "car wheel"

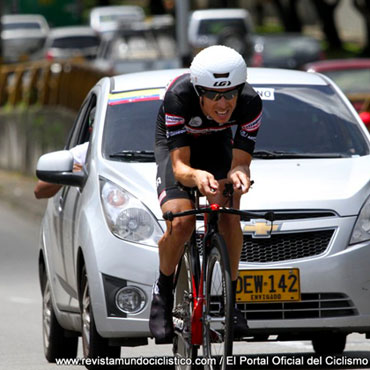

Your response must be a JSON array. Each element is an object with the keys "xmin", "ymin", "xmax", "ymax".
[
  {"xmin": 312, "ymin": 332, "xmax": 347, "ymax": 354},
  {"xmin": 42, "ymin": 273, "xmax": 78, "ymax": 362},
  {"xmin": 80, "ymin": 265, "xmax": 120, "ymax": 368}
]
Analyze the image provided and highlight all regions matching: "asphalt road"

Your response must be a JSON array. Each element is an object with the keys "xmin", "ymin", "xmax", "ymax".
[{"xmin": 1, "ymin": 198, "xmax": 370, "ymax": 370}]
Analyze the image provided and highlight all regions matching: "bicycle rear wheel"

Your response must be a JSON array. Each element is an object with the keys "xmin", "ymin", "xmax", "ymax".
[
  {"xmin": 202, "ymin": 234, "xmax": 233, "ymax": 370},
  {"xmin": 173, "ymin": 245, "xmax": 198, "ymax": 369}
]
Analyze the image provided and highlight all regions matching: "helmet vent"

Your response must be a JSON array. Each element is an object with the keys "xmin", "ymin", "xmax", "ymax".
[{"xmin": 213, "ymin": 73, "xmax": 229, "ymax": 79}]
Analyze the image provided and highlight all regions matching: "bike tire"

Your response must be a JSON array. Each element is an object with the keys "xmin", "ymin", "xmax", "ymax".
[
  {"xmin": 173, "ymin": 244, "xmax": 198, "ymax": 370},
  {"xmin": 202, "ymin": 233, "xmax": 233, "ymax": 370}
]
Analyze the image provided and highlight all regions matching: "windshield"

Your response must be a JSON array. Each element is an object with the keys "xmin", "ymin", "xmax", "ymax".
[
  {"xmin": 3, "ymin": 22, "xmax": 42, "ymax": 30},
  {"xmin": 253, "ymin": 85, "xmax": 368, "ymax": 156},
  {"xmin": 52, "ymin": 36, "xmax": 100, "ymax": 49},
  {"xmin": 102, "ymin": 85, "xmax": 369, "ymax": 162},
  {"xmin": 262, "ymin": 37, "xmax": 320, "ymax": 60},
  {"xmin": 198, "ymin": 18, "xmax": 248, "ymax": 36},
  {"xmin": 103, "ymin": 90, "xmax": 163, "ymax": 160}
]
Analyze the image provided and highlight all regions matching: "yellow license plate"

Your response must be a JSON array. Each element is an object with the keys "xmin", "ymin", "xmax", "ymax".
[{"xmin": 236, "ymin": 269, "xmax": 301, "ymax": 303}]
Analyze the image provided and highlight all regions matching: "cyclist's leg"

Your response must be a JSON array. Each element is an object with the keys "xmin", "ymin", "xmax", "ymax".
[
  {"xmin": 150, "ymin": 196, "xmax": 195, "ymax": 344},
  {"xmin": 159, "ymin": 198, "xmax": 196, "ymax": 276},
  {"xmin": 151, "ymin": 145, "xmax": 196, "ymax": 343}
]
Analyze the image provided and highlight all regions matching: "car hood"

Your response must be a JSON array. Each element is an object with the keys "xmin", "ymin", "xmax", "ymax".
[
  {"xmin": 244, "ymin": 157, "xmax": 370, "ymax": 215},
  {"xmin": 103, "ymin": 156, "xmax": 370, "ymax": 219}
]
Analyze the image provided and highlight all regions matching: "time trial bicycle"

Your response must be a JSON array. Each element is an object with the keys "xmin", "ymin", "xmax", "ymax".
[{"xmin": 163, "ymin": 183, "xmax": 274, "ymax": 370}]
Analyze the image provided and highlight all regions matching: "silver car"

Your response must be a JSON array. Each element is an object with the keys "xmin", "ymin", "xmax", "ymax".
[
  {"xmin": 44, "ymin": 26, "xmax": 100, "ymax": 61},
  {"xmin": 1, "ymin": 14, "xmax": 49, "ymax": 62},
  {"xmin": 36, "ymin": 67, "xmax": 370, "ymax": 364}
]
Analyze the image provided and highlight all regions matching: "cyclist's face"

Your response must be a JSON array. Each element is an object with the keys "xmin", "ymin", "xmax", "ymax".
[{"xmin": 200, "ymin": 87, "xmax": 238, "ymax": 124}]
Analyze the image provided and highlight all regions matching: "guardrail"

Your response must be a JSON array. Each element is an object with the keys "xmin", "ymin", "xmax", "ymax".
[{"xmin": 0, "ymin": 59, "xmax": 111, "ymax": 111}]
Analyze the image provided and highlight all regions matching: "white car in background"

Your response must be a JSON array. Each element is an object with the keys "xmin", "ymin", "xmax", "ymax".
[
  {"xmin": 1, "ymin": 14, "xmax": 49, "ymax": 62},
  {"xmin": 188, "ymin": 8, "xmax": 255, "ymax": 63},
  {"xmin": 44, "ymin": 26, "xmax": 100, "ymax": 61},
  {"xmin": 36, "ymin": 67, "xmax": 370, "ymax": 367},
  {"xmin": 89, "ymin": 5, "xmax": 145, "ymax": 35}
]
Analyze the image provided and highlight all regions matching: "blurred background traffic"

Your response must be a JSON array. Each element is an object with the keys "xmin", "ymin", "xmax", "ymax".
[{"xmin": 0, "ymin": 0, "xmax": 370, "ymax": 175}]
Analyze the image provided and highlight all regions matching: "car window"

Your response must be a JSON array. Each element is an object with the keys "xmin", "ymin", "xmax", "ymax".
[
  {"xmin": 103, "ymin": 98, "xmax": 162, "ymax": 158},
  {"xmin": 3, "ymin": 22, "xmax": 41, "ymax": 30},
  {"xmin": 51, "ymin": 36, "xmax": 100, "ymax": 49},
  {"xmin": 66, "ymin": 94, "xmax": 97, "ymax": 149},
  {"xmin": 198, "ymin": 18, "xmax": 247, "ymax": 36},
  {"xmin": 321, "ymin": 69, "xmax": 370, "ymax": 94},
  {"xmin": 253, "ymin": 84, "xmax": 369, "ymax": 156},
  {"xmin": 263, "ymin": 38, "xmax": 320, "ymax": 59}
]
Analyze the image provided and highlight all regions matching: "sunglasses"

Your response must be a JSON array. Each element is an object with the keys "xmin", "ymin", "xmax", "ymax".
[{"xmin": 198, "ymin": 87, "xmax": 239, "ymax": 101}]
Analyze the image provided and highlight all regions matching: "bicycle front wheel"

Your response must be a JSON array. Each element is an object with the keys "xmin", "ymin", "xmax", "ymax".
[
  {"xmin": 202, "ymin": 234, "xmax": 233, "ymax": 370},
  {"xmin": 173, "ymin": 245, "xmax": 198, "ymax": 370}
]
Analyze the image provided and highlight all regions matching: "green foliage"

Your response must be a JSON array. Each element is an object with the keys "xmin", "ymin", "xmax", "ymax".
[
  {"xmin": 255, "ymin": 22, "xmax": 284, "ymax": 35},
  {"xmin": 323, "ymin": 41, "xmax": 363, "ymax": 59}
]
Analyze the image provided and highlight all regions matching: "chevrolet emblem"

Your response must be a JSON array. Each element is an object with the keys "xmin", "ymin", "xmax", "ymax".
[{"xmin": 243, "ymin": 220, "xmax": 281, "ymax": 238}]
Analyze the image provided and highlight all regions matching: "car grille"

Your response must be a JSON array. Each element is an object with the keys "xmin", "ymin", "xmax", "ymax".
[
  {"xmin": 235, "ymin": 293, "xmax": 358, "ymax": 320},
  {"xmin": 196, "ymin": 229, "xmax": 334, "ymax": 263}
]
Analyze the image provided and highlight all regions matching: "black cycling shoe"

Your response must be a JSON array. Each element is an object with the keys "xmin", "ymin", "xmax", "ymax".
[
  {"xmin": 233, "ymin": 308, "xmax": 250, "ymax": 338},
  {"xmin": 149, "ymin": 281, "xmax": 174, "ymax": 344}
]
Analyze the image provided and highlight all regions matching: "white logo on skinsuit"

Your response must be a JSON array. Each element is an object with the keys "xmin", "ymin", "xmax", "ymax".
[{"xmin": 188, "ymin": 116, "xmax": 202, "ymax": 127}]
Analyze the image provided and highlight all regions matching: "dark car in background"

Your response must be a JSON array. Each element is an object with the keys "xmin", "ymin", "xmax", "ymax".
[
  {"xmin": 251, "ymin": 33, "xmax": 324, "ymax": 69},
  {"xmin": 1, "ymin": 14, "xmax": 49, "ymax": 63},
  {"xmin": 44, "ymin": 26, "xmax": 100, "ymax": 61}
]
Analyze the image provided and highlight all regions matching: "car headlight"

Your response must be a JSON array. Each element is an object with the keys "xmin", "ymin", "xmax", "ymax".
[
  {"xmin": 100, "ymin": 178, "xmax": 163, "ymax": 246},
  {"xmin": 350, "ymin": 195, "xmax": 370, "ymax": 245}
]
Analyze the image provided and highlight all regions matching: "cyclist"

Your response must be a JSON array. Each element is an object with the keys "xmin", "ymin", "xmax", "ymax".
[{"xmin": 151, "ymin": 45, "xmax": 262, "ymax": 343}]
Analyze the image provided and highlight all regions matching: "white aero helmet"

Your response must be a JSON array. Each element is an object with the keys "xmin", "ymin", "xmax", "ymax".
[{"xmin": 190, "ymin": 45, "xmax": 247, "ymax": 94}]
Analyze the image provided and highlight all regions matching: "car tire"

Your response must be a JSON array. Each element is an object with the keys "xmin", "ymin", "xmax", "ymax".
[
  {"xmin": 80, "ymin": 265, "xmax": 120, "ymax": 369},
  {"xmin": 312, "ymin": 332, "xmax": 347, "ymax": 354},
  {"xmin": 42, "ymin": 272, "xmax": 78, "ymax": 362}
]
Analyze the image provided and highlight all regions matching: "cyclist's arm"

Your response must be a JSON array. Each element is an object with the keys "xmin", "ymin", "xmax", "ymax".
[
  {"xmin": 228, "ymin": 148, "xmax": 252, "ymax": 193},
  {"xmin": 170, "ymin": 146, "xmax": 219, "ymax": 196},
  {"xmin": 34, "ymin": 181, "xmax": 63, "ymax": 199},
  {"xmin": 34, "ymin": 163, "xmax": 83, "ymax": 199}
]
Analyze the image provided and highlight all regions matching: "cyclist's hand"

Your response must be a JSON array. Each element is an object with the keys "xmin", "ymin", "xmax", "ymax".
[
  {"xmin": 228, "ymin": 169, "xmax": 251, "ymax": 194},
  {"xmin": 195, "ymin": 170, "xmax": 219, "ymax": 196}
]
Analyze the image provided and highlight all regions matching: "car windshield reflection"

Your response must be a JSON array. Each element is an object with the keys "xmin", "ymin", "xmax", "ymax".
[{"xmin": 103, "ymin": 84, "xmax": 369, "ymax": 163}]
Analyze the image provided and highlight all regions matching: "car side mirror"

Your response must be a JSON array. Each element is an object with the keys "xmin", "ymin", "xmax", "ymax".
[
  {"xmin": 359, "ymin": 111, "xmax": 370, "ymax": 129},
  {"xmin": 36, "ymin": 150, "xmax": 86, "ymax": 188}
]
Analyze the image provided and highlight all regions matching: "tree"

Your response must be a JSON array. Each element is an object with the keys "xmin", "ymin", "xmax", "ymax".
[
  {"xmin": 311, "ymin": 0, "xmax": 342, "ymax": 49},
  {"xmin": 272, "ymin": 0, "xmax": 302, "ymax": 32},
  {"xmin": 149, "ymin": 0, "xmax": 166, "ymax": 14},
  {"xmin": 352, "ymin": 0, "xmax": 370, "ymax": 55}
]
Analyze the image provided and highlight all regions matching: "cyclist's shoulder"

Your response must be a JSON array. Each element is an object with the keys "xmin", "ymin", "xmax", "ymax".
[
  {"xmin": 240, "ymin": 82, "xmax": 261, "ymax": 102},
  {"xmin": 166, "ymin": 73, "xmax": 192, "ymax": 95},
  {"xmin": 164, "ymin": 73, "xmax": 197, "ymax": 106}
]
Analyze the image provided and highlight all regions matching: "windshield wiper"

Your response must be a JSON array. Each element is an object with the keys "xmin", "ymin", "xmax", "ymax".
[
  {"xmin": 253, "ymin": 150, "xmax": 350, "ymax": 159},
  {"xmin": 110, "ymin": 150, "xmax": 155, "ymax": 162}
]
